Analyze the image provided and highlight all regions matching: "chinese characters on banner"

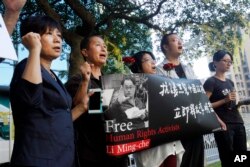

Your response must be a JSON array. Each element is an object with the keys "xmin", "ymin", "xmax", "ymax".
[{"xmin": 102, "ymin": 74, "xmax": 221, "ymax": 156}]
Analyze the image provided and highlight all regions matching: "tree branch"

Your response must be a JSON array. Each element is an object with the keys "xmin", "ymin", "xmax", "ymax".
[
  {"xmin": 35, "ymin": 0, "xmax": 80, "ymax": 45},
  {"xmin": 64, "ymin": 0, "xmax": 95, "ymax": 30},
  {"xmin": 96, "ymin": 0, "xmax": 168, "ymax": 32}
]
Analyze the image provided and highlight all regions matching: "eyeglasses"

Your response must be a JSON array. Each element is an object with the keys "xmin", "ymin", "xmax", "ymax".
[
  {"xmin": 124, "ymin": 85, "xmax": 135, "ymax": 90},
  {"xmin": 220, "ymin": 59, "xmax": 233, "ymax": 65},
  {"xmin": 141, "ymin": 59, "xmax": 156, "ymax": 63}
]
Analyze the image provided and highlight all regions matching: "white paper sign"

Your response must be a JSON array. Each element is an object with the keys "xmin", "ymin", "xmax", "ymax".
[
  {"xmin": 0, "ymin": 14, "xmax": 18, "ymax": 61},
  {"xmin": 102, "ymin": 89, "xmax": 114, "ymax": 107}
]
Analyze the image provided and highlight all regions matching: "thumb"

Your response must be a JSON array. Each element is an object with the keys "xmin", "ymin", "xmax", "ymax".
[
  {"xmin": 123, "ymin": 96, "xmax": 131, "ymax": 102},
  {"xmin": 90, "ymin": 63, "xmax": 95, "ymax": 69},
  {"xmin": 88, "ymin": 91, "xmax": 95, "ymax": 97}
]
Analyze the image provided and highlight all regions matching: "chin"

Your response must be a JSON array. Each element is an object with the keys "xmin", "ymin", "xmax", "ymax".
[
  {"xmin": 53, "ymin": 55, "xmax": 61, "ymax": 59},
  {"xmin": 97, "ymin": 62, "xmax": 106, "ymax": 67},
  {"xmin": 47, "ymin": 54, "xmax": 59, "ymax": 60},
  {"xmin": 178, "ymin": 51, "xmax": 183, "ymax": 55},
  {"xmin": 98, "ymin": 59, "xmax": 106, "ymax": 63}
]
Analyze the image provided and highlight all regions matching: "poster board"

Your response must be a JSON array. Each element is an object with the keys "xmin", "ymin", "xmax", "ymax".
[
  {"xmin": 102, "ymin": 74, "xmax": 221, "ymax": 156},
  {"xmin": 0, "ymin": 14, "xmax": 18, "ymax": 61}
]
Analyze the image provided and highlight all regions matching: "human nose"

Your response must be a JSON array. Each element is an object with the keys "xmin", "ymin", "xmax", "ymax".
[
  {"xmin": 178, "ymin": 39, "xmax": 183, "ymax": 45},
  {"xmin": 54, "ymin": 34, "xmax": 62, "ymax": 42},
  {"xmin": 151, "ymin": 59, "xmax": 156, "ymax": 64},
  {"xmin": 101, "ymin": 44, "xmax": 107, "ymax": 50}
]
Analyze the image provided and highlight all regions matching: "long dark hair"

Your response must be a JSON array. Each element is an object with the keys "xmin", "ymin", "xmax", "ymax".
[{"xmin": 129, "ymin": 51, "xmax": 156, "ymax": 73}]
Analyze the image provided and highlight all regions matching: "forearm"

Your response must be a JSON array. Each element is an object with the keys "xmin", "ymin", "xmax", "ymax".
[
  {"xmin": 211, "ymin": 98, "xmax": 228, "ymax": 109},
  {"xmin": 3, "ymin": 10, "xmax": 20, "ymax": 35},
  {"xmin": 71, "ymin": 103, "xmax": 87, "ymax": 121},
  {"xmin": 214, "ymin": 112, "xmax": 227, "ymax": 130},
  {"xmin": 3, "ymin": 0, "xmax": 27, "ymax": 35},
  {"xmin": 71, "ymin": 80, "xmax": 89, "ymax": 121},
  {"xmin": 238, "ymin": 98, "xmax": 250, "ymax": 107},
  {"xmin": 73, "ymin": 80, "xmax": 89, "ymax": 106},
  {"xmin": 22, "ymin": 49, "xmax": 42, "ymax": 84}
]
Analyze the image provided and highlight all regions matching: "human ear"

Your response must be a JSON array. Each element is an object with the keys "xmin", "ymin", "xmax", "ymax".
[
  {"xmin": 81, "ymin": 49, "xmax": 88, "ymax": 59},
  {"xmin": 163, "ymin": 44, "xmax": 168, "ymax": 51}
]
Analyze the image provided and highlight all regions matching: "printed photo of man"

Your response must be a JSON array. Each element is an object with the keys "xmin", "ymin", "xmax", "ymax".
[{"xmin": 105, "ymin": 75, "xmax": 149, "ymax": 131}]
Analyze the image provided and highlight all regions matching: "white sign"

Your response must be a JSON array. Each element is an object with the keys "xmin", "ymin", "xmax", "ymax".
[{"xmin": 0, "ymin": 14, "xmax": 18, "ymax": 61}]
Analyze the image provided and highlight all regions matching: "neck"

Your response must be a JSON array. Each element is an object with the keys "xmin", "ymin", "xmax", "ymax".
[
  {"xmin": 214, "ymin": 71, "xmax": 226, "ymax": 81},
  {"xmin": 165, "ymin": 55, "xmax": 180, "ymax": 65},
  {"xmin": 40, "ymin": 58, "xmax": 52, "ymax": 72},
  {"xmin": 91, "ymin": 65, "xmax": 102, "ymax": 79}
]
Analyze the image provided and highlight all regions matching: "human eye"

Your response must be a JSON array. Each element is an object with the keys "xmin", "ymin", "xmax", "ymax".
[
  {"xmin": 57, "ymin": 33, "xmax": 62, "ymax": 39},
  {"xmin": 143, "ymin": 59, "xmax": 150, "ymax": 62},
  {"xmin": 221, "ymin": 59, "xmax": 233, "ymax": 64},
  {"xmin": 171, "ymin": 38, "xmax": 177, "ymax": 42},
  {"xmin": 46, "ymin": 30, "xmax": 53, "ymax": 35}
]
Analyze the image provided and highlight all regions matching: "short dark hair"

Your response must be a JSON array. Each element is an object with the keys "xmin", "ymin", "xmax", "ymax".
[
  {"xmin": 160, "ymin": 32, "xmax": 177, "ymax": 54},
  {"xmin": 20, "ymin": 15, "xmax": 62, "ymax": 37},
  {"xmin": 208, "ymin": 50, "xmax": 233, "ymax": 71},
  {"xmin": 80, "ymin": 34, "xmax": 103, "ymax": 50},
  {"xmin": 130, "ymin": 51, "xmax": 156, "ymax": 73},
  {"xmin": 121, "ymin": 76, "xmax": 136, "ymax": 86}
]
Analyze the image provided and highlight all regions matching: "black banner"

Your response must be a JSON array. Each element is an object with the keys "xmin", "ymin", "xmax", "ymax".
[{"xmin": 102, "ymin": 74, "xmax": 221, "ymax": 156}]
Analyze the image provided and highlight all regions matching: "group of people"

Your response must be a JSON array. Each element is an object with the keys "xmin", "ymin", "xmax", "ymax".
[
  {"xmin": 1, "ymin": 1, "xmax": 248, "ymax": 167},
  {"xmin": 126, "ymin": 35, "xmax": 247, "ymax": 167},
  {"xmin": 131, "ymin": 34, "xmax": 203, "ymax": 167},
  {"xmin": 125, "ymin": 35, "xmax": 247, "ymax": 167}
]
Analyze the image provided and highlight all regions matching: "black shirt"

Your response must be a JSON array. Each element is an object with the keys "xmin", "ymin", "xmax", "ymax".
[
  {"xmin": 203, "ymin": 76, "xmax": 244, "ymax": 124},
  {"xmin": 65, "ymin": 74, "xmax": 127, "ymax": 167},
  {"xmin": 175, "ymin": 64, "xmax": 186, "ymax": 78}
]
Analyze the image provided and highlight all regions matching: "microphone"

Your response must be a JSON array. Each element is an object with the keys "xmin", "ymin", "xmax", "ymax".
[
  {"xmin": 227, "ymin": 88, "xmax": 236, "ymax": 111},
  {"xmin": 228, "ymin": 101, "xmax": 236, "ymax": 110}
]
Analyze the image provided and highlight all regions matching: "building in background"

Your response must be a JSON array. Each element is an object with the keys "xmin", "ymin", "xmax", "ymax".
[
  {"xmin": 0, "ymin": 86, "xmax": 13, "ymax": 164},
  {"xmin": 230, "ymin": 27, "xmax": 250, "ymax": 113}
]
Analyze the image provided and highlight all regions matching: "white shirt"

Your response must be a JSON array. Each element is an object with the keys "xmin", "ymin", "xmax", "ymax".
[{"xmin": 134, "ymin": 58, "xmax": 198, "ymax": 167}]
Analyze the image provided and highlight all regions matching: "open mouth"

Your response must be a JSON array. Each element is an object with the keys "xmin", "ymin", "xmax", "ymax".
[
  {"xmin": 178, "ymin": 46, "xmax": 183, "ymax": 50},
  {"xmin": 100, "ymin": 53, "xmax": 107, "ymax": 58},
  {"xmin": 53, "ymin": 46, "xmax": 61, "ymax": 51}
]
